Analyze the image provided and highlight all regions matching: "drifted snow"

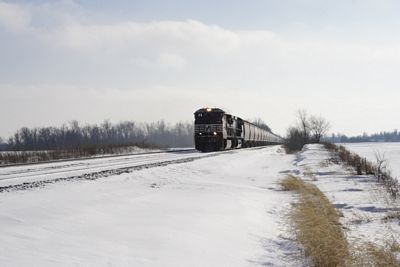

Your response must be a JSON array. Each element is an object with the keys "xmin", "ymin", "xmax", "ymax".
[{"xmin": 0, "ymin": 146, "xmax": 301, "ymax": 266}]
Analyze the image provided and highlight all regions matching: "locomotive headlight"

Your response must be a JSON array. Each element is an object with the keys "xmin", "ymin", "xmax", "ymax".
[
  {"xmin": 206, "ymin": 108, "xmax": 212, "ymax": 112},
  {"xmin": 213, "ymin": 131, "xmax": 217, "ymax": 135},
  {"xmin": 199, "ymin": 133, "xmax": 202, "ymax": 135}
]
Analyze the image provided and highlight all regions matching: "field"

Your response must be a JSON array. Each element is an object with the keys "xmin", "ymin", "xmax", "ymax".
[
  {"xmin": 1, "ymin": 144, "xmax": 400, "ymax": 266},
  {"xmin": 341, "ymin": 142, "xmax": 400, "ymax": 178},
  {"xmin": 0, "ymin": 146, "xmax": 301, "ymax": 266}
]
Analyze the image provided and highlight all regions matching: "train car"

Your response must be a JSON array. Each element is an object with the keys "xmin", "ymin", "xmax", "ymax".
[{"xmin": 194, "ymin": 107, "xmax": 283, "ymax": 152}]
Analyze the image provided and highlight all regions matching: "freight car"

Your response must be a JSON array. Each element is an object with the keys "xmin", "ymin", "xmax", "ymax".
[{"xmin": 194, "ymin": 108, "xmax": 283, "ymax": 152}]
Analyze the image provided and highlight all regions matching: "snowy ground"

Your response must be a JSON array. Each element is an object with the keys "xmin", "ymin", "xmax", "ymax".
[
  {"xmin": 0, "ymin": 149, "xmax": 212, "ymax": 188},
  {"xmin": 0, "ymin": 146, "xmax": 301, "ymax": 267},
  {"xmin": 293, "ymin": 144, "xmax": 400, "ymax": 250},
  {"xmin": 0, "ymin": 147, "xmax": 192, "ymax": 167},
  {"xmin": 1, "ymin": 144, "xmax": 398, "ymax": 266},
  {"xmin": 340, "ymin": 142, "xmax": 400, "ymax": 179}
]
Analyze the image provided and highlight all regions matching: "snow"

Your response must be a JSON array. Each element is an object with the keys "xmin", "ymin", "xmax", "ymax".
[
  {"xmin": 0, "ymin": 146, "xmax": 301, "ymax": 266},
  {"xmin": 340, "ymin": 142, "xmax": 400, "ymax": 179},
  {"xmin": 1, "ymin": 143, "xmax": 399, "ymax": 266},
  {"xmin": 0, "ymin": 150, "xmax": 212, "ymax": 187},
  {"xmin": 0, "ymin": 146, "xmax": 185, "ymax": 166},
  {"xmin": 293, "ymin": 144, "xmax": 400, "ymax": 249}
]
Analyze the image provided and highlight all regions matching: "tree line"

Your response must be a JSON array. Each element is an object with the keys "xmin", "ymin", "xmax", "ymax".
[
  {"xmin": 328, "ymin": 130, "xmax": 400, "ymax": 143},
  {"xmin": 0, "ymin": 117, "xmax": 275, "ymax": 152},
  {"xmin": 251, "ymin": 118, "xmax": 272, "ymax": 132},
  {"xmin": 2, "ymin": 120, "xmax": 194, "ymax": 151}
]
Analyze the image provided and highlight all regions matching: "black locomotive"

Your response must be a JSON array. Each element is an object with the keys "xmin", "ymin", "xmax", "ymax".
[{"xmin": 194, "ymin": 108, "xmax": 283, "ymax": 152}]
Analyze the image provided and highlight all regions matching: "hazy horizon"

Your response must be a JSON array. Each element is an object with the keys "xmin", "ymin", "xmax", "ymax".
[{"xmin": 1, "ymin": 0, "xmax": 400, "ymax": 138}]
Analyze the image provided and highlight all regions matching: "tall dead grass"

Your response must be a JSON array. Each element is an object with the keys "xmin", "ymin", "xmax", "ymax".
[
  {"xmin": 351, "ymin": 241, "xmax": 400, "ymax": 267},
  {"xmin": 281, "ymin": 175, "xmax": 400, "ymax": 267},
  {"xmin": 281, "ymin": 175, "xmax": 349, "ymax": 266},
  {"xmin": 324, "ymin": 142, "xmax": 400, "ymax": 200}
]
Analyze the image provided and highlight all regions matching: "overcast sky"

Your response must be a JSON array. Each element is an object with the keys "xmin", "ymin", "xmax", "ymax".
[{"xmin": 1, "ymin": 0, "xmax": 400, "ymax": 138}]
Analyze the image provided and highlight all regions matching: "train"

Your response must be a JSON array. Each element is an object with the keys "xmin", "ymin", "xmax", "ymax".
[{"xmin": 194, "ymin": 108, "xmax": 284, "ymax": 152}]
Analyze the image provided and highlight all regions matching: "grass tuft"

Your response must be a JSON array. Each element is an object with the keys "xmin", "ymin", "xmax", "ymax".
[
  {"xmin": 281, "ymin": 175, "xmax": 349, "ymax": 267},
  {"xmin": 280, "ymin": 175, "xmax": 304, "ymax": 191}
]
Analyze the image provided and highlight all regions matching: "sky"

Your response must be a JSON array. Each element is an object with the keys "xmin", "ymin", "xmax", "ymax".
[{"xmin": 1, "ymin": 0, "xmax": 400, "ymax": 138}]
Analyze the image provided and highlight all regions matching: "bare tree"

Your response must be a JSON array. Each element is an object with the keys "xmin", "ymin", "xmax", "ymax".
[
  {"xmin": 309, "ymin": 115, "xmax": 331, "ymax": 143},
  {"xmin": 297, "ymin": 109, "xmax": 310, "ymax": 143},
  {"xmin": 375, "ymin": 151, "xmax": 387, "ymax": 182},
  {"xmin": 0, "ymin": 137, "xmax": 5, "ymax": 151},
  {"xmin": 252, "ymin": 118, "xmax": 271, "ymax": 132},
  {"xmin": 6, "ymin": 120, "xmax": 195, "ymax": 151},
  {"xmin": 284, "ymin": 110, "xmax": 331, "ymax": 152}
]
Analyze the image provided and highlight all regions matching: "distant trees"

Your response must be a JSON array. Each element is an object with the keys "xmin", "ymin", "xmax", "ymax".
[
  {"xmin": 252, "ymin": 118, "xmax": 272, "ymax": 132},
  {"xmin": 0, "ymin": 137, "xmax": 6, "ymax": 151},
  {"xmin": 284, "ymin": 110, "xmax": 331, "ymax": 153},
  {"xmin": 328, "ymin": 130, "xmax": 400, "ymax": 143},
  {"xmin": 6, "ymin": 120, "xmax": 194, "ymax": 151}
]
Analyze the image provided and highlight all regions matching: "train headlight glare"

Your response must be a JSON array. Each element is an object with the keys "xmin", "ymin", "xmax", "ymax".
[
  {"xmin": 213, "ymin": 132, "xmax": 217, "ymax": 135},
  {"xmin": 199, "ymin": 133, "xmax": 202, "ymax": 135},
  {"xmin": 206, "ymin": 108, "xmax": 212, "ymax": 112}
]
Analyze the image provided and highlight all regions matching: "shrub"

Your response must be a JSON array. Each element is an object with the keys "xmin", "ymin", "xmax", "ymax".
[{"xmin": 284, "ymin": 127, "xmax": 306, "ymax": 153}]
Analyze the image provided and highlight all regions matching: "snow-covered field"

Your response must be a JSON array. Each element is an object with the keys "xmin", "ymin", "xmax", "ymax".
[
  {"xmin": 340, "ymin": 142, "xmax": 400, "ymax": 178},
  {"xmin": 0, "ymin": 149, "xmax": 210, "ymax": 188},
  {"xmin": 0, "ymin": 146, "xmax": 301, "ymax": 266},
  {"xmin": 1, "ymin": 144, "xmax": 399, "ymax": 266},
  {"xmin": 0, "ymin": 147, "xmax": 190, "ymax": 166}
]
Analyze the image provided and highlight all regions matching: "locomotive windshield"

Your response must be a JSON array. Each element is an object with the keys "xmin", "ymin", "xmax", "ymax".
[{"xmin": 195, "ymin": 112, "xmax": 223, "ymax": 124}]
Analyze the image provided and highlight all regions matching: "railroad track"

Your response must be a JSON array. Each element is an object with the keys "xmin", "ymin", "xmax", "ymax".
[
  {"xmin": 0, "ymin": 149, "xmax": 229, "ymax": 192},
  {"xmin": 0, "ymin": 146, "xmax": 272, "ymax": 193},
  {"xmin": 0, "ymin": 148, "xmax": 195, "ymax": 168},
  {"xmin": 0, "ymin": 150, "xmax": 197, "ymax": 179}
]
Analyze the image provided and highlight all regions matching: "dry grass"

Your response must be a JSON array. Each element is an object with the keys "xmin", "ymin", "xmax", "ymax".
[
  {"xmin": 383, "ymin": 211, "xmax": 400, "ymax": 222},
  {"xmin": 281, "ymin": 175, "xmax": 400, "ymax": 266},
  {"xmin": 351, "ymin": 242, "xmax": 400, "ymax": 267},
  {"xmin": 281, "ymin": 175, "xmax": 305, "ymax": 191},
  {"xmin": 281, "ymin": 175, "xmax": 349, "ymax": 266},
  {"xmin": 323, "ymin": 143, "xmax": 375, "ymax": 175},
  {"xmin": 323, "ymin": 142, "xmax": 400, "ymax": 199}
]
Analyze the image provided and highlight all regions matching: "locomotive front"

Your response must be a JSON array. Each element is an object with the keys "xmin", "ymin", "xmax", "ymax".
[{"xmin": 194, "ymin": 108, "xmax": 225, "ymax": 151}]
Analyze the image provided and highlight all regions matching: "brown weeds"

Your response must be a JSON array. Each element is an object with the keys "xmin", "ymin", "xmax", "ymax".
[
  {"xmin": 324, "ymin": 143, "xmax": 400, "ymax": 200},
  {"xmin": 281, "ymin": 175, "xmax": 400, "ymax": 266},
  {"xmin": 351, "ymin": 242, "xmax": 400, "ymax": 267},
  {"xmin": 281, "ymin": 175, "xmax": 349, "ymax": 266},
  {"xmin": 280, "ymin": 175, "xmax": 304, "ymax": 191}
]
